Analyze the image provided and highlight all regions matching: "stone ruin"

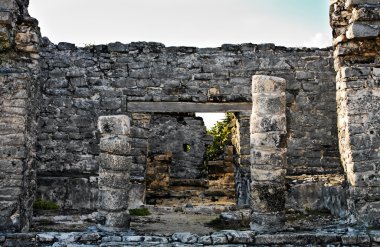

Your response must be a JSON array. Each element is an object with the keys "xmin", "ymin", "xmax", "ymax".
[{"xmin": 0, "ymin": 0, "xmax": 380, "ymax": 245}]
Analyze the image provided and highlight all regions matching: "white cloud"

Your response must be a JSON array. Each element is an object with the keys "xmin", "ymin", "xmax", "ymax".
[{"xmin": 303, "ymin": 32, "xmax": 332, "ymax": 48}]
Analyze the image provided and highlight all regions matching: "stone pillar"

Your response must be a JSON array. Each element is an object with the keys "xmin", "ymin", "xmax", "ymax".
[
  {"xmin": 98, "ymin": 115, "xmax": 132, "ymax": 229},
  {"xmin": 0, "ymin": 0, "xmax": 41, "ymax": 232},
  {"xmin": 250, "ymin": 75, "xmax": 287, "ymax": 232},
  {"xmin": 231, "ymin": 111, "xmax": 252, "ymax": 208},
  {"xmin": 331, "ymin": 0, "xmax": 380, "ymax": 226}
]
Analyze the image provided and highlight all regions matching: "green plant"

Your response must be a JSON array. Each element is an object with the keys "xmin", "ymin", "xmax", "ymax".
[
  {"xmin": 206, "ymin": 113, "xmax": 234, "ymax": 161},
  {"xmin": 205, "ymin": 216, "xmax": 250, "ymax": 230},
  {"xmin": 33, "ymin": 198, "xmax": 59, "ymax": 210},
  {"xmin": 184, "ymin": 144, "xmax": 191, "ymax": 153},
  {"xmin": 129, "ymin": 208, "xmax": 151, "ymax": 216}
]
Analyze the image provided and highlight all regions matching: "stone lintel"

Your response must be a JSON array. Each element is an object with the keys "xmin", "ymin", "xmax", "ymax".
[{"xmin": 127, "ymin": 102, "xmax": 252, "ymax": 113}]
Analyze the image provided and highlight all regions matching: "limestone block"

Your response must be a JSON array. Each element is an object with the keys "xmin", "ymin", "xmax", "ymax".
[
  {"xmin": 0, "ymin": 11, "xmax": 12, "ymax": 25},
  {"xmin": 347, "ymin": 170, "xmax": 380, "ymax": 187},
  {"xmin": 172, "ymin": 232, "xmax": 199, "ymax": 244},
  {"xmin": 346, "ymin": 0, "xmax": 380, "ymax": 7},
  {"xmin": 252, "ymin": 94, "xmax": 286, "ymax": 116},
  {"xmin": 101, "ymin": 211, "xmax": 130, "ymax": 228},
  {"xmin": 0, "ymin": 146, "xmax": 26, "ymax": 159},
  {"xmin": 341, "ymin": 66, "xmax": 371, "ymax": 79},
  {"xmin": 57, "ymin": 42, "xmax": 76, "ymax": 51},
  {"xmin": 0, "ymin": 0, "xmax": 16, "ymax": 10},
  {"xmin": 15, "ymin": 32, "xmax": 39, "ymax": 44},
  {"xmin": 98, "ymin": 115, "xmax": 131, "ymax": 135},
  {"xmin": 296, "ymin": 71, "xmax": 315, "ymax": 80},
  {"xmin": 346, "ymin": 23, "xmax": 380, "ymax": 39},
  {"xmin": 98, "ymin": 189, "xmax": 129, "ymax": 211},
  {"xmin": 128, "ymin": 184, "xmax": 145, "ymax": 209},
  {"xmin": 0, "ymin": 134, "xmax": 25, "ymax": 146},
  {"xmin": 250, "ymin": 212, "xmax": 285, "ymax": 233},
  {"xmin": 250, "ymin": 132, "xmax": 285, "ymax": 148},
  {"xmin": 250, "ymin": 183, "xmax": 286, "ymax": 213},
  {"xmin": 252, "ymin": 75, "xmax": 286, "ymax": 93},
  {"xmin": 66, "ymin": 69, "xmax": 85, "ymax": 78},
  {"xmin": 250, "ymin": 148, "xmax": 286, "ymax": 168},
  {"xmin": 0, "ymin": 160, "xmax": 23, "ymax": 174},
  {"xmin": 0, "ymin": 27, "xmax": 11, "ymax": 50},
  {"xmin": 99, "ymin": 153, "xmax": 132, "ymax": 171},
  {"xmin": 99, "ymin": 170, "xmax": 130, "ymax": 189},
  {"xmin": 108, "ymin": 42, "xmax": 128, "ymax": 52},
  {"xmin": 251, "ymin": 167, "xmax": 286, "ymax": 181},
  {"xmin": 210, "ymin": 232, "xmax": 228, "ymax": 244},
  {"xmin": 99, "ymin": 135, "xmax": 131, "ymax": 155},
  {"xmin": 373, "ymin": 67, "xmax": 380, "ymax": 77},
  {"xmin": 250, "ymin": 115, "xmax": 286, "ymax": 133}
]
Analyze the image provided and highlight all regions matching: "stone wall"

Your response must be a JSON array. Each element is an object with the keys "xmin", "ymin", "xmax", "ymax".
[
  {"xmin": 146, "ymin": 113, "xmax": 209, "ymax": 204},
  {"xmin": 35, "ymin": 40, "xmax": 341, "ymax": 212},
  {"xmin": 330, "ymin": 0, "xmax": 380, "ymax": 226},
  {"xmin": 0, "ymin": 0, "xmax": 40, "ymax": 231},
  {"xmin": 148, "ymin": 113, "xmax": 208, "ymax": 180}
]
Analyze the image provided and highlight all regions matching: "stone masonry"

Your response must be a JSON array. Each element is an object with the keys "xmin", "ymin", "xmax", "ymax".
[
  {"xmin": 36, "ymin": 41, "xmax": 340, "ymax": 214},
  {"xmin": 330, "ymin": 0, "xmax": 380, "ymax": 226},
  {"xmin": 1, "ymin": 0, "xmax": 380, "ymax": 233},
  {"xmin": 250, "ymin": 75, "xmax": 287, "ymax": 232},
  {"xmin": 98, "ymin": 115, "xmax": 132, "ymax": 228},
  {"xmin": 0, "ymin": 0, "xmax": 40, "ymax": 232}
]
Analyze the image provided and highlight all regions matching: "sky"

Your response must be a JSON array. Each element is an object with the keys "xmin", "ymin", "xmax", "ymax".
[
  {"xmin": 28, "ymin": 0, "xmax": 332, "ymax": 128},
  {"xmin": 29, "ymin": 0, "xmax": 331, "ymax": 48}
]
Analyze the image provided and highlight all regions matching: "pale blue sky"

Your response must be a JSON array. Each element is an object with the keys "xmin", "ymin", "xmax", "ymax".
[{"xmin": 29, "ymin": 0, "xmax": 331, "ymax": 48}]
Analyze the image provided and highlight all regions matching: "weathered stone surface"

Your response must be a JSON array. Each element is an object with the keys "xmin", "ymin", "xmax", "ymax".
[
  {"xmin": 36, "ymin": 233, "xmax": 56, "ymax": 243},
  {"xmin": 172, "ymin": 232, "xmax": 199, "ymax": 244},
  {"xmin": 98, "ymin": 189, "xmax": 129, "ymax": 211},
  {"xmin": 250, "ymin": 75, "xmax": 287, "ymax": 232},
  {"xmin": 101, "ymin": 211, "xmax": 130, "ymax": 228},
  {"xmin": 99, "ymin": 153, "xmax": 133, "ymax": 171},
  {"xmin": 331, "ymin": 0, "xmax": 380, "ymax": 227},
  {"xmin": 98, "ymin": 115, "xmax": 131, "ymax": 135},
  {"xmin": 99, "ymin": 135, "xmax": 131, "ymax": 155},
  {"xmin": 346, "ymin": 22, "xmax": 380, "ymax": 39}
]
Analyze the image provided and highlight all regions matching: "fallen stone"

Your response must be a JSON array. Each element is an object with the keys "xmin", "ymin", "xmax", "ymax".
[
  {"xmin": 172, "ymin": 232, "xmax": 199, "ymax": 244},
  {"xmin": 101, "ymin": 236, "xmax": 122, "ymax": 242},
  {"xmin": 80, "ymin": 232, "xmax": 101, "ymax": 242},
  {"xmin": 36, "ymin": 233, "xmax": 56, "ymax": 243},
  {"xmin": 198, "ymin": 235, "xmax": 212, "ymax": 244},
  {"xmin": 211, "ymin": 232, "xmax": 228, "ymax": 244}
]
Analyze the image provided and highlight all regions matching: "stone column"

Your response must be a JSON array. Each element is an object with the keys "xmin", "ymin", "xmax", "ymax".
[
  {"xmin": 231, "ymin": 111, "xmax": 252, "ymax": 208},
  {"xmin": 98, "ymin": 115, "xmax": 132, "ymax": 229},
  {"xmin": 250, "ymin": 75, "xmax": 287, "ymax": 232},
  {"xmin": 0, "ymin": 0, "xmax": 41, "ymax": 232},
  {"xmin": 330, "ymin": 0, "xmax": 380, "ymax": 227}
]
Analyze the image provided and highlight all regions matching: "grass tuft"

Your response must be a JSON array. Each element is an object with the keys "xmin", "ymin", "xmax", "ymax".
[
  {"xmin": 129, "ymin": 208, "xmax": 151, "ymax": 216},
  {"xmin": 33, "ymin": 198, "xmax": 59, "ymax": 210}
]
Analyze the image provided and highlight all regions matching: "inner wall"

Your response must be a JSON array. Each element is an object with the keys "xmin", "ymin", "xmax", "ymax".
[
  {"xmin": 36, "ymin": 42, "xmax": 340, "ymax": 213},
  {"xmin": 146, "ymin": 112, "xmax": 237, "ymax": 206}
]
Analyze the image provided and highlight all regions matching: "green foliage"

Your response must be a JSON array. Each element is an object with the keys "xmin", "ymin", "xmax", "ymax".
[
  {"xmin": 184, "ymin": 144, "xmax": 191, "ymax": 153},
  {"xmin": 33, "ymin": 198, "xmax": 59, "ymax": 210},
  {"xmin": 205, "ymin": 216, "xmax": 249, "ymax": 230},
  {"xmin": 206, "ymin": 113, "xmax": 234, "ymax": 161},
  {"xmin": 129, "ymin": 208, "xmax": 151, "ymax": 216}
]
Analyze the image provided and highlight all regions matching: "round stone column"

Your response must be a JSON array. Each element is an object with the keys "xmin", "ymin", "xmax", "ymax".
[
  {"xmin": 98, "ymin": 115, "xmax": 132, "ymax": 229},
  {"xmin": 250, "ymin": 75, "xmax": 287, "ymax": 232}
]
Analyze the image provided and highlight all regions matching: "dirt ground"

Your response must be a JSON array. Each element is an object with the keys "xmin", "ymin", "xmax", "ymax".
[{"xmin": 130, "ymin": 210, "xmax": 217, "ymax": 235}]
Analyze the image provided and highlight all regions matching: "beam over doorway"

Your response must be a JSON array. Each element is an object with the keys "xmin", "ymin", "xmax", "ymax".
[{"xmin": 127, "ymin": 102, "xmax": 252, "ymax": 113}]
